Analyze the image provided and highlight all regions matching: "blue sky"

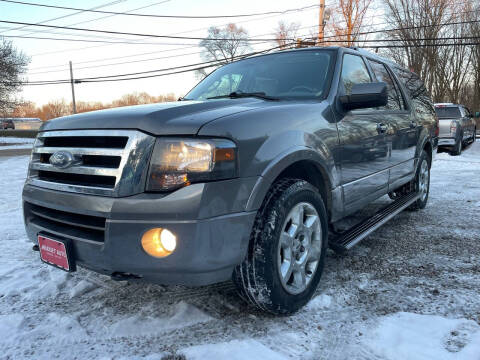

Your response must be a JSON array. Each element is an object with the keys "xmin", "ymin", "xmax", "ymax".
[{"xmin": 1, "ymin": 0, "xmax": 322, "ymax": 105}]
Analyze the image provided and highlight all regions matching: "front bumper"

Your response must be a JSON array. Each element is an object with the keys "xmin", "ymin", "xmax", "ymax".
[{"xmin": 23, "ymin": 177, "xmax": 259, "ymax": 285}]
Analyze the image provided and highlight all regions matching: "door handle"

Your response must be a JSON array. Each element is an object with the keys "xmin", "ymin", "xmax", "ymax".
[{"xmin": 377, "ymin": 123, "xmax": 388, "ymax": 133}]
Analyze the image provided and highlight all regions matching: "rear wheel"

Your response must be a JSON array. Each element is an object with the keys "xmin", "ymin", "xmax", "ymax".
[
  {"xmin": 232, "ymin": 178, "xmax": 328, "ymax": 315},
  {"xmin": 472, "ymin": 128, "xmax": 476, "ymax": 143},
  {"xmin": 409, "ymin": 150, "xmax": 430, "ymax": 211},
  {"xmin": 451, "ymin": 137, "xmax": 462, "ymax": 156}
]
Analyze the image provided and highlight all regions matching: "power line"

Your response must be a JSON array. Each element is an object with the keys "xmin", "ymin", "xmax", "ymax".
[
  {"xmin": 24, "ymin": 1, "xmax": 171, "ymax": 31},
  {"xmin": 28, "ymin": 46, "xmax": 198, "ymax": 70},
  {"xmin": 16, "ymin": 43, "xmax": 297, "ymax": 85},
  {"xmin": 1, "ymin": 34, "xmax": 200, "ymax": 46},
  {"xmin": 4, "ymin": 1, "xmax": 172, "ymax": 43},
  {"xmin": 4, "ymin": 7, "xmax": 477, "ymax": 49},
  {"xmin": 0, "ymin": 1, "xmax": 320, "ymax": 19},
  {"xmin": 25, "ymin": 34, "xmax": 480, "ymax": 76},
  {"xmin": 26, "ymin": 4, "xmax": 319, "ymax": 57},
  {"xmin": 0, "ymin": 19, "xmax": 305, "ymax": 42},
  {"xmin": 16, "ymin": 39, "xmax": 480, "ymax": 86},
  {"xmin": 0, "ymin": 0, "xmax": 127, "ymax": 35}
]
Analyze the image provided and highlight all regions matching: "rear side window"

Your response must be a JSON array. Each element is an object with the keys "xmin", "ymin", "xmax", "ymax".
[
  {"xmin": 395, "ymin": 68, "xmax": 435, "ymax": 120},
  {"xmin": 435, "ymin": 106, "xmax": 461, "ymax": 118},
  {"xmin": 368, "ymin": 60, "xmax": 404, "ymax": 110},
  {"xmin": 340, "ymin": 54, "xmax": 371, "ymax": 95}
]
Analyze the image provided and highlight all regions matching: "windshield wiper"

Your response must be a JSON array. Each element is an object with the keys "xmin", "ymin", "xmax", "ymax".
[{"xmin": 207, "ymin": 91, "xmax": 279, "ymax": 101}]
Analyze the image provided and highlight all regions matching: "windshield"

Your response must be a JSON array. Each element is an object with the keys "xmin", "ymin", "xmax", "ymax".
[
  {"xmin": 435, "ymin": 106, "xmax": 461, "ymax": 118},
  {"xmin": 185, "ymin": 50, "xmax": 334, "ymax": 101}
]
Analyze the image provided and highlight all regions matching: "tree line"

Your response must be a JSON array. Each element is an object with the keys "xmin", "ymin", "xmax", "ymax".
[{"xmin": 9, "ymin": 92, "xmax": 176, "ymax": 121}]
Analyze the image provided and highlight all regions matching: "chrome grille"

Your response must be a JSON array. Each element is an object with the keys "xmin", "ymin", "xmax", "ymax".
[{"xmin": 27, "ymin": 130, "xmax": 155, "ymax": 197}]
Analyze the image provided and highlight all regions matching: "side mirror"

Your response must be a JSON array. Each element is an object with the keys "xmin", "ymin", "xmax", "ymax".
[
  {"xmin": 475, "ymin": 111, "xmax": 480, "ymax": 118},
  {"xmin": 340, "ymin": 82, "xmax": 388, "ymax": 111}
]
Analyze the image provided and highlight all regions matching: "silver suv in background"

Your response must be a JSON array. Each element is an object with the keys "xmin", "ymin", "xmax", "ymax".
[{"xmin": 435, "ymin": 103, "xmax": 477, "ymax": 155}]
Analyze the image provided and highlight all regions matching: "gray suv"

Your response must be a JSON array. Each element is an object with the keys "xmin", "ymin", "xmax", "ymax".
[{"xmin": 23, "ymin": 47, "xmax": 438, "ymax": 314}]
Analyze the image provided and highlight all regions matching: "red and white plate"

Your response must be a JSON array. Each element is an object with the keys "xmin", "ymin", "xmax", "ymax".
[{"xmin": 38, "ymin": 235, "xmax": 72, "ymax": 272}]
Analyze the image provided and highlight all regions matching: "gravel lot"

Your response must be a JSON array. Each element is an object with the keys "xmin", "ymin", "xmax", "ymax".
[{"xmin": 0, "ymin": 141, "xmax": 479, "ymax": 359}]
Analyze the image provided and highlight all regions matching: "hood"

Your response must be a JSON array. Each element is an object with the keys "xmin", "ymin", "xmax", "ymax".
[{"xmin": 40, "ymin": 99, "xmax": 272, "ymax": 135}]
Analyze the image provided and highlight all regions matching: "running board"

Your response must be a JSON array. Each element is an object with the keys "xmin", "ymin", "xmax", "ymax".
[{"xmin": 329, "ymin": 192, "xmax": 421, "ymax": 253}]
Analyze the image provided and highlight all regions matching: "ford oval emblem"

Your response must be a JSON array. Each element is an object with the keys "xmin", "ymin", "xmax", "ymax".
[{"xmin": 49, "ymin": 150, "xmax": 76, "ymax": 169}]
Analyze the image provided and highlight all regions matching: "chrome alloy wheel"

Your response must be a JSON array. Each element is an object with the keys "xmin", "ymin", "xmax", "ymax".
[
  {"xmin": 419, "ymin": 159, "xmax": 429, "ymax": 202},
  {"xmin": 277, "ymin": 202, "xmax": 322, "ymax": 295}
]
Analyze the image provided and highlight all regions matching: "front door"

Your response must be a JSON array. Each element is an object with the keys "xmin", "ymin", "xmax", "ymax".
[{"xmin": 336, "ymin": 53, "xmax": 390, "ymax": 214}]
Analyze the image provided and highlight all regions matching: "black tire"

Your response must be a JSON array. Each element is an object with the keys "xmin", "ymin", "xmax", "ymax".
[
  {"xmin": 472, "ymin": 128, "xmax": 476, "ymax": 143},
  {"xmin": 408, "ymin": 150, "xmax": 431, "ymax": 211},
  {"xmin": 232, "ymin": 178, "xmax": 328, "ymax": 315},
  {"xmin": 451, "ymin": 136, "xmax": 462, "ymax": 156}
]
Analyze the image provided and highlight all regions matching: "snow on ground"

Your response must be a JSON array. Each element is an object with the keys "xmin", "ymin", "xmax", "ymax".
[
  {"xmin": 0, "ymin": 137, "xmax": 34, "ymax": 150},
  {"xmin": 0, "ymin": 137, "xmax": 34, "ymax": 144},
  {"xmin": 0, "ymin": 142, "xmax": 479, "ymax": 359}
]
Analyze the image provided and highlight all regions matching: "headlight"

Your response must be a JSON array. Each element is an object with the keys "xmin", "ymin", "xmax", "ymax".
[{"xmin": 146, "ymin": 138, "xmax": 237, "ymax": 191}]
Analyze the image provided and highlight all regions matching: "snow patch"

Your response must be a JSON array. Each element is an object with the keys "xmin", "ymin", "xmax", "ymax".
[
  {"xmin": 0, "ymin": 137, "xmax": 35, "ymax": 144},
  {"xmin": 306, "ymin": 294, "xmax": 333, "ymax": 310},
  {"xmin": 181, "ymin": 339, "xmax": 288, "ymax": 360},
  {"xmin": 0, "ymin": 314, "xmax": 25, "ymax": 341},
  {"xmin": 363, "ymin": 312, "xmax": 480, "ymax": 360},
  {"xmin": 69, "ymin": 280, "xmax": 98, "ymax": 298},
  {"xmin": 109, "ymin": 301, "xmax": 213, "ymax": 338},
  {"xmin": 0, "ymin": 265, "xmax": 71, "ymax": 300}
]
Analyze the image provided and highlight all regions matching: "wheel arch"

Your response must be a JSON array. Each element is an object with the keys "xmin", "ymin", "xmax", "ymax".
[
  {"xmin": 423, "ymin": 140, "xmax": 433, "ymax": 167},
  {"xmin": 245, "ymin": 147, "xmax": 339, "ymax": 222}
]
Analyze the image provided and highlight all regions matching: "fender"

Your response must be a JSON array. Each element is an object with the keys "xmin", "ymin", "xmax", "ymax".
[
  {"xmin": 415, "ymin": 129, "xmax": 434, "ymax": 171},
  {"xmin": 245, "ymin": 145, "xmax": 339, "ymax": 212}
]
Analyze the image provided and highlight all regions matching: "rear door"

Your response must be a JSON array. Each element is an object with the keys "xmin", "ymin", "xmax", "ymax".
[
  {"xmin": 367, "ymin": 61, "xmax": 417, "ymax": 190},
  {"xmin": 336, "ymin": 53, "xmax": 390, "ymax": 213}
]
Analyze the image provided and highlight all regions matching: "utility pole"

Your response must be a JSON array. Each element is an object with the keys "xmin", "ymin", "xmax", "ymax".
[
  {"xmin": 69, "ymin": 61, "xmax": 77, "ymax": 114},
  {"xmin": 318, "ymin": 0, "xmax": 325, "ymax": 45}
]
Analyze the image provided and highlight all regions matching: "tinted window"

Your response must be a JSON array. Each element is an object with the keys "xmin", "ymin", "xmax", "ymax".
[
  {"xmin": 186, "ymin": 51, "xmax": 334, "ymax": 100},
  {"xmin": 340, "ymin": 54, "xmax": 371, "ymax": 95},
  {"xmin": 435, "ymin": 106, "xmax": 461, "ymax": 118},
  {"xmin": 395, "ymin": 68, "xmax": 435, "ymax": 120},
  {"xmin": 368, "ymin": 60, "xmax": 403, "ymax": 110}
]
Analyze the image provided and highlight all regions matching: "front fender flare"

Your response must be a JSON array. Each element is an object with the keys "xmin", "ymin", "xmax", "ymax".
[{"xmin": 245, "ymin": 146, "xmax": 336, "ymax": 212}]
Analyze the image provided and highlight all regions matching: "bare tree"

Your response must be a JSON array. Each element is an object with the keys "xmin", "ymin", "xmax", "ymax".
[
  {"xmin": 40, "ymin": 99, "xmax": 69, "ymax": 120},
  {"xmin": 274, "ymin": 21, "xmax": 300, "ymax": 49},
  {"xmin": 326, "ymin": 0, "xmax": 373, "ymax": 46},
  {"xmin": 470, "ymin": 2, "xmax": 480, "ymax": 112},
  {"xmin": 434, "ymin": 8, "xmax": 473, "ymax": 103},
  {"xmin": 0, "ymin": 39, "xmax": 29, "ymax": 115},
  {"xmin": 382, "ymin": 0, "xmax": 452, "ymax": 96},
  {"xmin": 199, "ymin": 23, "xmax": 251, "ymax": 63},
  {"xmin": 196, "ymin": 23, "xmax": 251, "ymax": 80},
  {"xmin": 381, "ymin": 0, "xmax": 477, "ymax": 108}
]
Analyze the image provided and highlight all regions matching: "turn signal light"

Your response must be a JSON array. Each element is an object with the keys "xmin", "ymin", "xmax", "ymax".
[{"xmin": 141, "ymin": 228, "xmax": 177, "ymax": 258}]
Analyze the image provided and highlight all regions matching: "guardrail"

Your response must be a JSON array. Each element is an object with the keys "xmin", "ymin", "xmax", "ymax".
[{"xmin": 0, "ymin": 130, "xmax": 38, "ymax": 138}]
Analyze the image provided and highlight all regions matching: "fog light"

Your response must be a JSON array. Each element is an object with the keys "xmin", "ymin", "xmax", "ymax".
[{"xmin": 141, "ymin": 228, "xmax": 177, "ymax": 258}]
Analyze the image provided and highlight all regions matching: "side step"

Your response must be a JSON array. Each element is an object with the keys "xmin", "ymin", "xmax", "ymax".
[{"xmin": 329, "ymin": 192, "xmax": 421, "ymax": 253}]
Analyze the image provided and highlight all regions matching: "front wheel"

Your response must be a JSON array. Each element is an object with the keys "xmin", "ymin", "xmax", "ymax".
[{"xmin": 232, "ymin": 178, "xmax": 328, "ymax": 315}]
